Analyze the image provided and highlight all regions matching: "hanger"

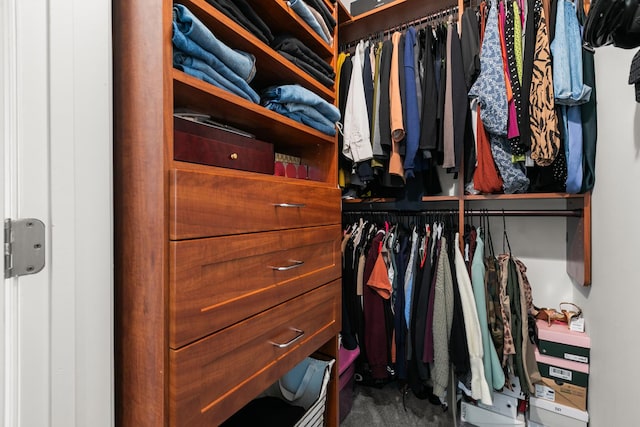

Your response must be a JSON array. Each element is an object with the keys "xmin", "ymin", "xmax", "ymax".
[{"xmin": 502, "ymin": 209, "xmax": 513, "ymax": 255}]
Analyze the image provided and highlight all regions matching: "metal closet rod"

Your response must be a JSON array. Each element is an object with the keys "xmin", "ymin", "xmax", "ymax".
[
  {"xmin": 339, "ymin": 4, "xmax": 460, "ymax": 51},
  {"xmin": 343, "ymin": 209, "xmax": 583, "ymax": 217},
  {"xmin": 465, "ymin": 209, "xmax": 583, "ymax": 217}
]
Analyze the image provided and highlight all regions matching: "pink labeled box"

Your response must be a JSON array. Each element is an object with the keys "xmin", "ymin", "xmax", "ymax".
[
  {"xmin": 535, "ymin": 347, "xmax": 589, "ymax": 387},
  {"xmin": 536, "ymin": 319, "xmax": 590, "ymax": 364}
]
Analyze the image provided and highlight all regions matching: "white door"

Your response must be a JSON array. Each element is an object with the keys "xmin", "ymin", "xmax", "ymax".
[{"xmin": 1, "ymin": 0, "xmax": 114, "ymax": 426}]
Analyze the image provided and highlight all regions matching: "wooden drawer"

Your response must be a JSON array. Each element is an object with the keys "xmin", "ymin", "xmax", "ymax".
[
  {"xmin": 169, "ymin": 225, "xmax": 341, "ymax": 348},
  {"xmin": 169, "ymin": 281, "xmax": 341, "ymax": 427},
  {"xmin": 170, "ymin": 168, "xmax": 341, "ymax": 239}
]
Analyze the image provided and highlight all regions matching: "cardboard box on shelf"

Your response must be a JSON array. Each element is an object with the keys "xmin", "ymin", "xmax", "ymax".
[
  {"xmin": 535, "ymin": 348, "xmax": 589, "ymax": 388},
  {"xmin": 350, "ymin": 0, "xmax": 392, "ymax": 16},
  {"xmin": 534, "ymin": 377, "xmax": 587, "ymax": 411},
  {"xmin": 536, "ymin": 319, "xmax": 591, "ymax": 364},
  {"xmin": 529, "ymin": 397, "xmax": 588, "ymax": 427},
  {"xmin": 274, "ymin": 153, "xmax": 309, "ymax": 180},
  {"xmin": 460, "ymin": 401, "xmax": 525, "ymax": 426},
  {"xmin": 477, "ymin": 392, "xmax": 520, "ymax": 419}
]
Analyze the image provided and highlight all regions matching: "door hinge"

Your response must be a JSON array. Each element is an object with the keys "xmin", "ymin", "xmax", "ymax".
[{"xmin": 4, "ymin": 218, "xmax": 45, "ymax": 279}]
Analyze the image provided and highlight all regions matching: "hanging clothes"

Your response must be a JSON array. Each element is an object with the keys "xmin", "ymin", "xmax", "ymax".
[
  {"xmin": 431, "ymin": 236, "xmax": 455, "ymax": 399},
  {"xmin": 343, "ymin": 40, "xmax": 373, "ymax": 163},
  {"xmin": 454, "ymin": 232, "xmax": 492, "ymax": 405},
  {"xmin": 528, "ymin": 0, "xmax": 561, "ymax": 167},
  {"xmin": 471, "ymin": 230, "xmax": 506, "ymax": 390}
]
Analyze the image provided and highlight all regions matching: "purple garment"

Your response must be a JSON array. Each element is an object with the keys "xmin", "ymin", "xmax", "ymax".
[{"xmin": 423, "ymin": 238, "xmax": 441, "ymax": 363}]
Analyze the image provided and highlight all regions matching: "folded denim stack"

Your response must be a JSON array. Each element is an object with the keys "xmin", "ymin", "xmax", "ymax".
[
  {"xmin": 204, "ymin": 0, "xmax": 274, "ymax": 45},
  {"xmin": 287, "ymin": 0, "xmax": 334, "ymax": 45},
  {"xmin": 172, "ymin": 4, "xmax": 260, "ymax": 104},
  {"xmin": 262, "ymin": 84, "xmax": 340, "ymax": 136},
  {"xmin": 273, "ymin": 35, "xmax": 335, "ymax": 88}
]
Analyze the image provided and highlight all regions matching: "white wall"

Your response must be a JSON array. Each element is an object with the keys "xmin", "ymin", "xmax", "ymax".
[
  {"xmin": 478, "ymin": 46, "xmax": 640, "ymax": 424},
  {"xmin": 574, "ymin": 46, "xmax": 639, "ymax": 425}
]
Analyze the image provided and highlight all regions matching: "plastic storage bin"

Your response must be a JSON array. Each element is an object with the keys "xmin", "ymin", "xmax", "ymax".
[{"xmin": 338, "ymin": 345, "xmax": 360, "ymax": 422}]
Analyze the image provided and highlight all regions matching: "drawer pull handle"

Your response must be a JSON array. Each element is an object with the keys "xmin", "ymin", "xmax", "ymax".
[
  {"xmin": 229, "ymin": 152, "xmax": 239, "ymax": 160},
  {"xmin": 269, "ymin": 259, "xmax": 304, "ymax": 271},
  {"xmin": 273, "ymin": 203, "xmax": 306, "ymax": 208},
  {"xmin": 269, "ymin": 328, "xmax": 305, "ymax": 348}
]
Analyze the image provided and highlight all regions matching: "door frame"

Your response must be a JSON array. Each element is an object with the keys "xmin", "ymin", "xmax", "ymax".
[{"xmin": 1, "ymin": 0, "xmax": 114, "ymax": 425}]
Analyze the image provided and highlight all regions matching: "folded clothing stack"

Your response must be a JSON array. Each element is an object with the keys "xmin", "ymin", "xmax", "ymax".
[
  {"xmin": 172, "ymin": 4, "xmax": 260, "ymax": 103},
  {"xmin": 273, "ymin": 35, "xmax": 335, "ymax": 88},
  {"xmin": 287, "ymin": 0, "xmax": 335, "ymax": 45},
  {"xmin": 262, "ymin": 84, "xmax": 341, "ymax": 136},
  {"xmin": 204, "ymin": 0, "xmax": 274, "ymax": 45}
]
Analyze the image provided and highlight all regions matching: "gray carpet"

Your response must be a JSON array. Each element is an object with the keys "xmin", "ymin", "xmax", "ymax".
[{"xmin": 340, "ymin": 382, "xmax": 456, "ymax": 426}]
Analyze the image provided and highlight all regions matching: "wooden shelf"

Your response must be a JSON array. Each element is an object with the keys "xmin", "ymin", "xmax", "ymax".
[
  {"xmin": 173, "ymin": 70, "xmax": 335, "ymax": 148},
  {"xmin": 180, "ymin": 0, "xmax": 335, "ymax": 100},
  {"xmin": 464, "ymin": 192, "xmax": 586, "ymax": 201},
  {"xmin": 249, "ymin": 0, "xmax": 334, "ymax": 56},
  {"xmin": 338, "ymin": 0, "xmax": 454, "ymax": 44}
]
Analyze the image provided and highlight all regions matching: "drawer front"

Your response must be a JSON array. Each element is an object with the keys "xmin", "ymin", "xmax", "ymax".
[
  {"xmin": 169, "ymin": 281, "xmax": 341, "ymax": 427},
  {"xmin": 170, "ymin": 168, "xmax": 341, "ymax": 239},
  {"xmin": 169, "ymin": 225, "xmax": 342, "ymax": 348}
]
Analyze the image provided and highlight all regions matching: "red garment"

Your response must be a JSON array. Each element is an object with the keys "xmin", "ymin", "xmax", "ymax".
[
  {"xmin": 474, "ymin": 107, "xmax": 504, "ymax": 193},
  {"xmin": 363, "ymin": 232, "xmax": 389, "ymax": 379}
]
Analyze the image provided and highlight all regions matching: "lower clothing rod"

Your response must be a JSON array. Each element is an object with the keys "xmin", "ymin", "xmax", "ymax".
[
  {"xmin": 342, "ymin": 209, "xmax": 583, "ymax": 217},
  {"xmin": 465, "ymin": 209, "xmax": 582, "ymax": 217}
]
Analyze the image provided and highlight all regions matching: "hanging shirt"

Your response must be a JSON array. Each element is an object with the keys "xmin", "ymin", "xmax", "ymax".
[
  {"xmin": 432, "ymin": 236, "xmax": 455, "ymax": 399},
  {"xmin": 403, "ymin": 27, "xmax": 421, "ymax": 178},
  {"xmin": 404, "ymin": 226, "xmax": 419, "ymax": 328},
  {"xmin": 389, "ymin": 31, "xmax": 405, "ymax": 180},
  {"xmin": 551, "ymin": 0, "xmax": 592, "ymax": 105},
  {"xmin": 455, "ymin": 232, "xmax": 492, "ymax": 405},
  {"xmin": 443, "ymin": 23, "xmax": 456, "ymax": 169},
  {"xmin": 469, "ymin": 0, "xmax": 508, "ymax": 137},
  {"xmin": 343, "ymin": 40, "xmax": 373, "ymax": 163},
  {"xmin": 529, "ymin": 0, "xmax": 561, "ymax": 166},
  {"xmin": 471, "ymin": 232, "xmax": 505, "ymax": 390}
]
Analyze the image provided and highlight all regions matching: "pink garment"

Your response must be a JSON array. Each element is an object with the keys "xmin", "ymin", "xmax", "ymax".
[{"xmin": 507, "ymin": 100, "xmax": 520, "ymax": 139}]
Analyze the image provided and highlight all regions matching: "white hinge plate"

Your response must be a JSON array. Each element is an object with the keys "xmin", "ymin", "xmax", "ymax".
[{"xmin": 4, "ymin": 218, "xmax": 45, "ymax": 278}]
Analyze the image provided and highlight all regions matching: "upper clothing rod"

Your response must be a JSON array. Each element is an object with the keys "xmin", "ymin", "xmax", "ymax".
[{"xmin": 339, "ymin": 4, "xmax": 460, "ymax": 51}]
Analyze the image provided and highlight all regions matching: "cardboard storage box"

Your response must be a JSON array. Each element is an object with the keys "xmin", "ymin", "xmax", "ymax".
[
  {"xmin": 460, "ymin": 401, "xmax": 525, "ymax": 426},
  {"xmin": 536, "ymin": 319, "xmax": 590, "ymax": 364},
  {"xmin": 174, "ymin": 116, "xmax": 274, "ymax": 174},
  {"xmin": 477, "ymin": 391, "xmax": 520, "ymax": 419},
  {"xmin": 535, "ymin": 348, "xmax": 589, "ymax": 388},
  {"xmin": 535, "ymin": 377, "xmax": 587, "ymax": 411},
  {"xmin": 350, "ymin": 0, "xmax": 392, "ymax": 16},
  {"xmin": 529, "ymin": 397, "xmax": 588, "ymax": 427}
]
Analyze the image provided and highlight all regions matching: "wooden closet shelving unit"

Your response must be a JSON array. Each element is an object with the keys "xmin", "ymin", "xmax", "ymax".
[
  {"xmin": 337, "ymin": 2, "xmax": 592, "ymax": 287},
  {"xmin": 114, "ymin": 0, "xmax": 342, "ymax": 425}
]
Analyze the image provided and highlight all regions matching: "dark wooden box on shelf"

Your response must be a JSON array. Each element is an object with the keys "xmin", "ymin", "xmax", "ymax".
[{"xmin": 174, "ymin": 116, "xmax": 274, "ymax": 174}]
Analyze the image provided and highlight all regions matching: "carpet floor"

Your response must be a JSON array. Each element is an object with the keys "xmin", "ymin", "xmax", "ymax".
[{"xmin": 340, "ymin": 381, "xmax": 456, "ymax": 426}]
